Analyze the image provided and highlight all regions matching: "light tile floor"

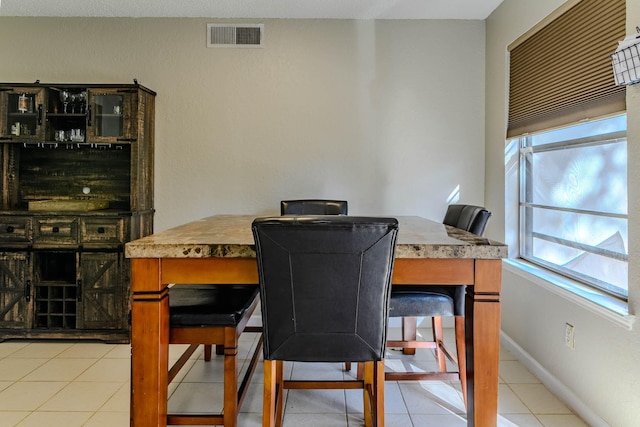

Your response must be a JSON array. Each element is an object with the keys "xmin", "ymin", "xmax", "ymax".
[{"xmin": 0, "ymin": 327, "xmax": 588, "ymax": 427}]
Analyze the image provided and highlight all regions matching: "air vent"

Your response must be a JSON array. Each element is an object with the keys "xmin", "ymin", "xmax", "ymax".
[{"xmin": 207, "ymin": 24, "xmax": 264, "ymax": 48}]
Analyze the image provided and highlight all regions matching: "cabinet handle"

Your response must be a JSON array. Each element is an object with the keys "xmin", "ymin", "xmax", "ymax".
[
  {"xmin": 37, "ymin": 104, "xmax": 43, "ymax": 125},
  {"xmin": 0, "ymin": 137, "xmax": 13, "ymax": 141},
  {"xmin": 97, "ymin": 227, "xmax": 105, "ymax": 234},
  {"xmin": 87, "ymin": 105, "xmax": 92, "ymax": 127},
  {"xmin": 6, "ymin": 226, "xmax": 14, "ymax": 233},
  {"xmin": 77, "ymin": 280, "xmax": 82, "ymax": 302},
  {"xmin": 25, "ymin": 280, "xmax": 31, "ymax": 302},
  {"xmin": 52, "ymin": 226, "xmax": 59, "ymax": 233}
]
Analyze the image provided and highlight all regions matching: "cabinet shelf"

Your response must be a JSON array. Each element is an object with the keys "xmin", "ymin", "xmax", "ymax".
[
  {"xmin": 35, "ymin": 282, "xmax": 77, "ymax": 329},
  {"xmin": 8, "ymin": 112, "xmax": 38, "ymax": 117},
  {"xmin": 30, "ymin": 142, "xmax": 130, "ymax": 147},
  {"xmin": 47, "ymin": 113, "xmax": 87, "ymax": 118},
  {"xmin": 0, "ymin": 141, "xmax": 132, "ymax": 148}
]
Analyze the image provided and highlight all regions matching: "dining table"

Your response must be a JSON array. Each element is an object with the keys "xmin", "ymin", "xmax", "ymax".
[{"xmin": 125, "ymin": 214, "xmax": 508, "ymax": 427}]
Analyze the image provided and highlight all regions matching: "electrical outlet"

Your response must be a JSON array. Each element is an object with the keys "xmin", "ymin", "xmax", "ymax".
[{"xmin": 564, "ymin": 323, "xmax": 575, "ymax": 349}]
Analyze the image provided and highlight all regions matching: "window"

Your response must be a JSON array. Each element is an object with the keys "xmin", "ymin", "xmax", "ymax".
[
  {"xmin": 506, "ymin": 0, "xmax": 627, "ymax": 301},
  {"xmin": 512, "ymin": 114, "xmax": 628, "ymax": 299}
]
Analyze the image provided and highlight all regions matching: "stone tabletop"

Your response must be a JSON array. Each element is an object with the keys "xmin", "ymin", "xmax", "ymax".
[{"xmin": 125, "ymin": 214, "xmax": 508, "ymax": 259}]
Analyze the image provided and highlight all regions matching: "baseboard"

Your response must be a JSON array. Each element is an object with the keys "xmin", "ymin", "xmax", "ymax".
[{"xmin": 500, "ymin": 332, "xmax": 609, "ymax": 427}]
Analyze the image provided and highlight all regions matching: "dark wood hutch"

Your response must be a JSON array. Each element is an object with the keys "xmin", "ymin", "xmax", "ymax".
[{"xmin": 0, "ymin": 82, "xmax": 155, "ymax": 343}]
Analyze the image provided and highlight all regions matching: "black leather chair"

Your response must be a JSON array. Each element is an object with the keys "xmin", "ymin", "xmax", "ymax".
[
  {"xmin": 282, "ymin": 199, "xmax": 360, "ymax": 373},
  {"xmin": 387, "ymin": 204, "xmax": 491, "ymax": 406},
  {"xmin": 167, "ymin": 285, "xmax": 262, "ymax": 426},
  {"xmin": 280, "ymin": 199, "xmax": 348, "ymax": 215},
  {"xmin": 252, "ymin": 216, "xmax": 398, "ymax": 427},
  {"xmin": 443, "ymin": 204, "xmax": 492, "ymax": 236}
]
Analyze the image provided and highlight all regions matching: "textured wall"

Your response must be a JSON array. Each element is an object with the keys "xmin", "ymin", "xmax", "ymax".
[{"xmin": 0, "ymin": 17, "xmax": 486, "ymax": 231}]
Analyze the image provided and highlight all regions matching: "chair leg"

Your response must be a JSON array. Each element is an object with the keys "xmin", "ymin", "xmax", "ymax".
[
  {"xmin": 275, "ymin": 361, "xmax": 285, "ymax": 427},
  {"xmin": 204, "ymin": 344, "xmax": 212, "ymax": 361},
  {"xmin": 223, "ymin": 332, "xmax": 239, "ymax": 427},
  {"xmin": 263, "ymin": 360, "xmax": 285, "ymax": 427},
  {"xmin": 402, "ymin": 316, "xmax": 417, "ymax": 355},
  {"xmin": 432, "ymin": 316, "xmax": 447, "ymax": 372},
  {"xmin": 455, "ymin": 315, "xmax": 467, "ymax": 407},
  {"xmin": 362, "ymin": 360, "xmax": 385, "ymax": 427},
  {"xmin": 356, "ymin": 362, "xmax": 363, "ymax": 380},
  {"xmin": 363, "ymin": 361, "xmax": 373, "ymax": 427},
  {"xmin": 263, "ymin": 360, "xmax": 277, "ymax": 427},
  {"xmin": 374, "ymin": 360, "xmax": 384, "ymax": 427}
]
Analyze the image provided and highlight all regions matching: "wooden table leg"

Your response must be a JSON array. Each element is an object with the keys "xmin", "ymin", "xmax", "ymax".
[
  {"xmin": 130, "ymin": 258, "xmax": 170, "ymax": 427},
  {"xmin": 465, "ymin": 259, "xmax": 502, "ymax": 427}
]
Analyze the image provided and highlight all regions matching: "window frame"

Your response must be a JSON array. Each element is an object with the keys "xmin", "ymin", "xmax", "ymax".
[{"xmin": 514, "ymin": 115, "xmax": 628, "ymax": 300}]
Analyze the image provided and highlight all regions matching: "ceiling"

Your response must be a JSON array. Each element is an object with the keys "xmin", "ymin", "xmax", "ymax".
[{"xmin": 0, "ymin": 0, "xmax": 505, "ymax": 20}]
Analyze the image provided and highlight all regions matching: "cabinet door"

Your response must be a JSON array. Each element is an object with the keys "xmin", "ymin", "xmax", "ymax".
[
  {"xmin": 87, "ymin": 88, "xmax": 137, "ymax": 143},
  {"xmin": 0, "ymin": 251, "xmax": 32, "ymax": 329},
  {"xmin": 77, "ymin": 252, "xmax": 123, "ymax": 329},
  {"xmin": 0, "ymin": 87, "xmax": 46, "ymax": 142}
]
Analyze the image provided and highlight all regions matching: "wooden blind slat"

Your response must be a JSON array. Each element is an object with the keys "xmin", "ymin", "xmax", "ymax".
[{"xmin": 507, "ymin": 0, "xmax": 626, "ymax": 138}]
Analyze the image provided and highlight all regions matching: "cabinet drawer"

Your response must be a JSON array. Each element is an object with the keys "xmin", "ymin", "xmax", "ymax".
[
  {"xmin": 81, "ymin": 218, "xmax": 124, "ymax": 245},
  {"xmin": 0, "ymin": 217, "xmax": 32, "ymax": 243},
  {"xmin": 33, "ymin": 218, "xmax": 78, "ymax": 246}
]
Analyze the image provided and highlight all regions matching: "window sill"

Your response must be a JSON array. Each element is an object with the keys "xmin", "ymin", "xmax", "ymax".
[{"xmin": 503, "ymin": 258, "xmax": 635, "ymax": 330}]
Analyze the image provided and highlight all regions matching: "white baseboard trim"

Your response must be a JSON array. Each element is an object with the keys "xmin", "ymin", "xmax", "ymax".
[{"xmin": 500, "ymin": 331, "xmax": 610, "ymax": 427}]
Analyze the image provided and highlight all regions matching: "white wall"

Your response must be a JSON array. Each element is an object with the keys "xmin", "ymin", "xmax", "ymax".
[
  {"xmin": 0, "ymin": 17, "xmax": 486, "ymax": 231},
  {"xmin": 486, "ymin": 1, "xmax": 640, "ymax": 426}
]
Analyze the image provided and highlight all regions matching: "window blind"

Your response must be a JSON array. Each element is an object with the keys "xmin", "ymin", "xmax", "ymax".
[{"xmin": 507, "ymin": 0, "xmax": 626, "ymax": 138}]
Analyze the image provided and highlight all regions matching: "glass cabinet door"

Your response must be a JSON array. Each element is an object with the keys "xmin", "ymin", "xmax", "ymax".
[
  {"xmin": 0, "ymin": 87, "xmax": 45, "ymax": 142},
  {"xmin": 87, "ymin": 89, "xmax": 135, "ymax": 143},
  {"xmin": 46, "ymin": 87, "xmax": 88, "ymax": 143}
]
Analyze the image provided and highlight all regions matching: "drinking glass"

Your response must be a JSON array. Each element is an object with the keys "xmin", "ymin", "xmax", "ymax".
[{"xmin": 59, "ymin": 90, "xmax": 71, "ymax": 113}]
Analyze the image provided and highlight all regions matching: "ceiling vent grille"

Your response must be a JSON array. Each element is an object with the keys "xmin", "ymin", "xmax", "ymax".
[{"xmin": 207, "ymin": 23, "xmax": 264, "ymax": 48}]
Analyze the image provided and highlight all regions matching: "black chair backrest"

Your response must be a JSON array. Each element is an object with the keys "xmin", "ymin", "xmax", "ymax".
[
  {"xmin": 442, "ymin": 204, "xmax": 492, "ymax": 236},
  {"xmin": 252, "ymin": 216, "xmax": 398, "ymax": 363},
  {"xmin": 280, "ymin": 199, "xmax": 348, "ymax": 215}
]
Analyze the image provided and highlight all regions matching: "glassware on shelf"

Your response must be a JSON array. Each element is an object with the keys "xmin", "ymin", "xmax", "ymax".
[
  {"xmin": 67, "ymin": 91, "xmax": 88, "ymax": 114},
  {"xmin": 9, "ymin": 122, "xmax": 31, "ymax": 136},
  {"xmin": 78, "ymin": 91, "xmax": 87, "ymax": 113},
  {"xmin": 18, "ymin": 94, "xmax": 29, "ymax": 113},
  {"xmin": 70, "ymin": 128, "xmax": 85, "ymax": 142},
  {"xmin": 53, "ymin": 129, "xmax": 84, "ymax": 142},
  {"xmin": 59, "ymin": 90, "xmax": 71, "ymax": 113}
]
